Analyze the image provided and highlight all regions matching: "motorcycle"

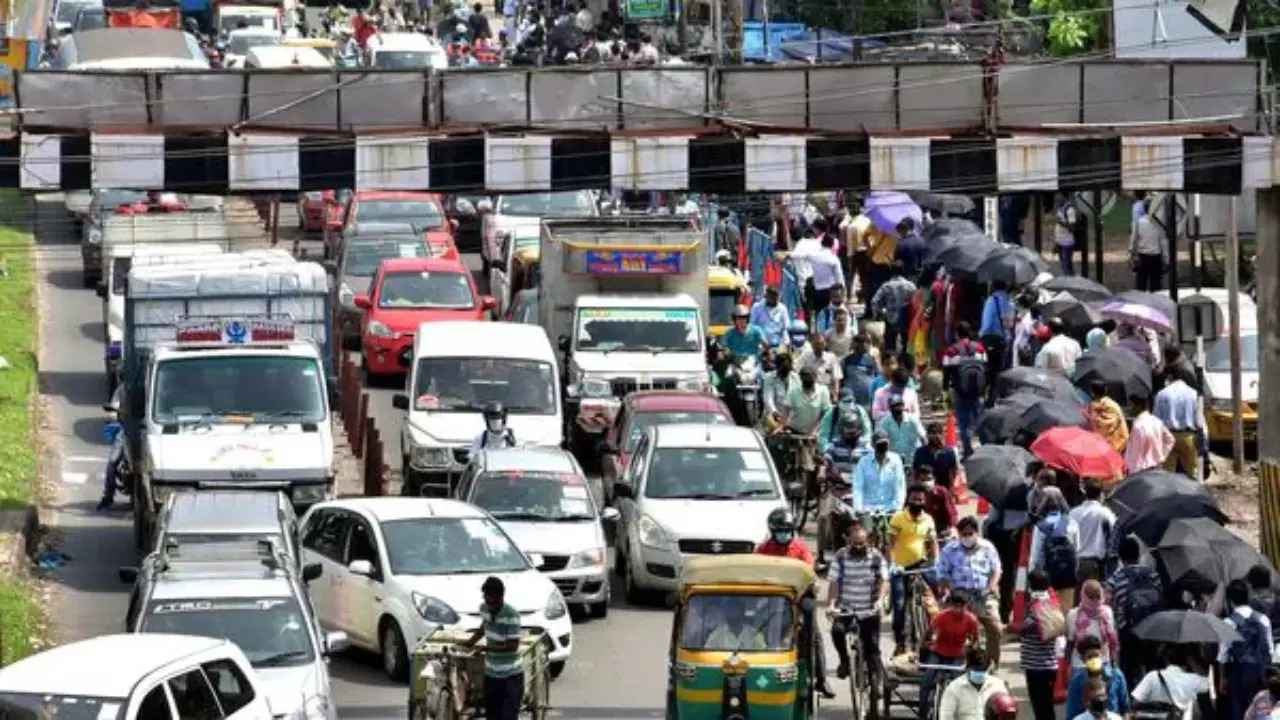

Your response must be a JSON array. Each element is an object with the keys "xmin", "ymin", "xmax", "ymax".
[{"xmin": 730, "ymin": 355, "xmax": 761, "ymax": 426}]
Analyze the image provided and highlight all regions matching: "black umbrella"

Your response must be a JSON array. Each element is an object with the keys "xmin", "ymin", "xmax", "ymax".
[
  {"xmin": 935, "ymin": 238, "xmax": 998, "ymax": 276},
  {"xmin": 995, "ymin": 367, "xmax": 1084, "ymax": 405},
  {"xmin": 1039, "ymin": 293, "xmax": 1103, "ymax": 330},
  {"xmin": 1155, "ymin": 517, "xmax": 1270, "ymax": 590},
  {"xmin": 1114, "ymin": 495, "xmax": 1229, "ymax": 548},
  {"xmin": 1042, "ymin": 275, "xmax": 1113, "ymax": 303},
  {"xmin": 964, "ymin": 445, "xmax": 1037, "ymax": 508},
  {"xmin": 1009, "ymin": 245, "xmax": 1050, "ymax": 274},
  {"xmin": 911, "ymin": 192, "xmax": 976, "ymax": 217},
  {"xmin": 1133, "ymin": 610, "xmax": 1242, "ymax": 645},
  {"xmin": 1017, "ymin": 398, "xmax": 1091, "ymax": 436},
  {"xmin": 1071, "ymin": 346, "xmax": 1154, "ymax": 400},
  {"xmin": 977, "ymin": 393, "xmax": 1042, "ymax": 444},
  {"xmin": 1109, "ymin": 468, "xmax": 1216, "ymax": 516},
  {"xmin": 1112, "ymin": 290, "xmax": 1177, "ymax": 323},
  {"xmin": 977, "ymin": 247, "xmax": 1041, "ymax": 286}
]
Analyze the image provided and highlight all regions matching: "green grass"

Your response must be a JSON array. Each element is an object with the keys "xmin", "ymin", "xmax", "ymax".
[
  {"xmin": 0, "ymin": 190, "xmax": 35, "ymax": 509},
  {"xmin": 0, "ymin": 577, "xmax": 39, "ymax": 666}
]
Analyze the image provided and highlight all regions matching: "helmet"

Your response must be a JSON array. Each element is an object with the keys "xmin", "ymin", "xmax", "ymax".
[
  {"xmin": 788, "ymin": 319, "xmax": 808, "ymax": 334},
  {"xmin": 767, "ymin": 507, "xmax": 796, "ymax": 533},
  {"xmin": 482, "ymin": 402, "xmax": 507, "ymax": 422},
  {"xmin": 984, "ymin": 693, "xmax": 1018, "ymax": 720},
  {"xmin": 732, "ymin": 305, "xmax": 749, "ymax": 319}
]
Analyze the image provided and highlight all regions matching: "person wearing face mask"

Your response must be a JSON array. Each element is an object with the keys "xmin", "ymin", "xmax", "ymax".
[
  {"xmin": 1073, "ymin": 678, "xmax": 1123, "ymax": 720},
  {"xmin": 1219, "ymin": 578, "xmax": 1275, "ymax": 720},
  {"xmin": 913, "ymin": 421, "xmax": 959, "ymax": 491},
  {"xmin": 936, "ymin": 516, "xmax": 1004, "ymax": 668},
  {"xmin": 886, "ymin": 484, "xmax": 939, "ymax": 656},
  {"xmin": 826, "ymin": 521, "xmax": 889, "ymax": 682},
  {"xmin": 914, "ymin": 465, "xmax": 958, "ymax": 540},
  {"xmin": 1242, "ymin": 664, "xmax": 1280, "ymax": 719},
  {"xmin": 937, "ymin": 646, "xmax": 1008, "ymax": 720},
  {"xmin": 851, "ymin": 430, "xmax": 906, "ymax": 518},
  {"xmin": 471, "ymin": 402, "xmax": 516, "ymax": 455},
  {"xmin": 1064, "ymin": 635, "xmax": 1130, "ymax": 719},
  {"xmin": 1020, "ymin": 569, "xmax": 1064, "ymax": 720},
  {"xmin": 748, "ymin": 285, "xmax": 790, "ymax": 348},
  {"xmin": 783, "ymin": 368, "xmax": 831, "ymax": 438},
  {"xmin": 877, "ymin": 395, "xmax": 925, "ymax": 465},
  {"xmin": 762, "ymin": 352, "xmax": 799, "ymax": 433},
  {"xmin": 920, "ymin": 590, "xmax": 981, "ymax": 715},
  {"xmin": 722, "ymin": 305, "xmax": 767, "ymax": 361}
]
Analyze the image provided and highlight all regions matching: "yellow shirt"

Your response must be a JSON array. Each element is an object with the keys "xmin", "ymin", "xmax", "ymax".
[{"xmin": 888, "ymin": 509, "xmax": 936, "ymax": 568}]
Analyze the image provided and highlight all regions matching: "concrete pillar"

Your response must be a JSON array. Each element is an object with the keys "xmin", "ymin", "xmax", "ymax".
[{"xmin": 1256, "ymin": 188, "xmax": 1280, "ymax": 566}]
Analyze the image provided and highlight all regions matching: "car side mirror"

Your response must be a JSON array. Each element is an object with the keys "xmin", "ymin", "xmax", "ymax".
[
  {"xmin": 392, "ymin": 393, "xmax": 410, "ymax": 411},
  {"xmin": 348, "ymin": 559, "xmax": 375, "ymax": 577},
  {"xmin": 481, "ymin": 296, "xmax": 498, "ymax": 312},
  {"xmin": 302, "ymin": 562, "xmax": 323, "ymax": 583},
  {"xmin": 602, "ymin": 507, "xmax": 620, "ymax": 522},
  {"xmin": 558, "ymin": 335, "xmax": 570, "ymax": 353},
  {"xmin": 95, "ymin": 284, "xmax": 106, "ymax": 299},
  {"xmin": 353, "ymin": 294, "xmax": 372, "ymax": 310},
  {"xmin": 118, "ymin": 567, "xmax": 139, "ymax": 585},
  {"xmin": 598, "ymin": 440, "xmax": 618, "ymax": 455},
  {"xmin": 324, "ymin": 631, "xmax": 350, "ymax": 655},
  {"xmin": 613, "ymin": 484, "xmax": 634, "ymax": 500}
]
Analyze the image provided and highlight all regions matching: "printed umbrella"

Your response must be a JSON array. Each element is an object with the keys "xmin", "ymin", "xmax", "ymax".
[
  {"xmin": 1155, "ymin": 517, "xmax": 1270, "ymax": 590},
  {"xmin": 1101, "ymin": 298, "xmax": 1173, "ymax": 332},
  {"xmin": 1070, "ymin": 346, "xmax": 1154, "ymax": 400},
  {"xmin": 1016, "ymin": 398, "xmax": 1091, "ymax": 436},
  {"xmin": 1029, "ymin": 426, "xmax": 1126, "ymax": 479},
  {"xmin": 1039, "ymin": 292, "xmax": 1103, "ymax": 331},
  {"xmin": 964, "ymin": 445, "xmax": 1037, "ymax": 508},
  {"xmin": 1109, "ymin": 468, "xmax": 1216, "ymax": 516},
  {"xmin": 863, "ymin": 191, "xmax": 924, "ymax": 236},
  {"xmin": 1133, "ymin": 610, "xmax": 1241, "ymax": 645},
  {"xmin": 994, "ymin": 367, "xmax": 1083, "ymax": 405},
  {"xmin": 977, "ymin": 247, "xmax": 1042, "ymax": 286},
  {"xmin": 1041, "ymin": 275, "xmax": 1113, "ymax": 303}
]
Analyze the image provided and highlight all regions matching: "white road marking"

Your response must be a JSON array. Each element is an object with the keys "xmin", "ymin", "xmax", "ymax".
[
  {"xmin": 65, "ymin": 455, "xmax": 105, "ymax": 464},
  {"xmin": 61, "ymin": 471, "xmax": 89, "ymax": 485}
]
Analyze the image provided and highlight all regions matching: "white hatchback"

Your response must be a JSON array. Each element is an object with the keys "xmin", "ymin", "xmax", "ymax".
[{"xmin": 298, "ymin": 497, "xmax": 574, "ymax": 681}]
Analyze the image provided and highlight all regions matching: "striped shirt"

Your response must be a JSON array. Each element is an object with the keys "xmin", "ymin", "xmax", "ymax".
[
  {"xmin": 1019, "ymin": 591, "xmax": 1060, "ymax": 671},
  {"xmin": 480, "ymin": 602, "xmax": 524, "ymax": 678},
  {"xmin": 831, "ymin": 547, "xmax": 887, "ymax": 614},
  {"xmin": 1104, "ymin": 564, "xmax": 1162, "ymax": 631}
]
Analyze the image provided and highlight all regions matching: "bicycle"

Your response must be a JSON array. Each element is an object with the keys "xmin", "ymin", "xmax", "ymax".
[
  {"xmin": 774, "ymin": 430, "xmax": 819, "ymax": 529},
  {"xmin": 917, "ymin": 661, "xmax": 966, "ymax": 720},
  {"xmin": 895, "ymin": 565, "xmax": 934, "ymax": 653},
  {"xmin": 861, "ymin": 510, "xmax": 896, "ymax": 560},
  {"xmin": 832, "ymin": 608, "xmax": 883, "ymax": 720}
]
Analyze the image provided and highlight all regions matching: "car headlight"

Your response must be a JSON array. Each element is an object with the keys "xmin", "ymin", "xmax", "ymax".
[
  {"xmin": 677, "ymin": 377, "xmax": 710, "ymax": 393},
  {"xmin": 367, "ymin": 320, "xmax": 395, "ymax": 338},
  {"xmin": 411, "ymin": 446, "xmax": 450, "ymax": 467},
  {"xmin": 291, "ymin": 484, "xmax": 328, "ymax": 504},
  {"xmin": 638, "ymin": 514, "xmax": 673, "ymax": 549},
  {"xmin": 339, "ymin": 283, "xmax": 355, "ymax": 308},
  {"xmin": 545, "ymin": 590, "xmax": 567, "ymax": 620},
  {"xmin": 1210, "ymin": 398, "xmax": 1233, "ymax": 411},
  {"xmin": 87, "ymin": 226, "xmax": 102, "ymax": 244},
  {"xmin": 567, "ymin": 547, "xmax": 606, "ymax": 569},
  {"xmin": 412, "ymin": 592, "xmax": 460, "ymax": 624},
  {"xmin": 579, "ymin": 378, "xmax": 612, "ymax": 398},
  {"xmin": 288, "ymin": 695, "xmax": 331, "ymax": 720}
]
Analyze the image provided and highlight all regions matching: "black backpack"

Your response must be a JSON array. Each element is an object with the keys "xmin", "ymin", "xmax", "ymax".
[
  {"xmin": 954, "ymin": 341, "xmax": 986, "ymax": 400},
  {"xmin": 1120, "ymin": 567, "xmax": 1164, "ymax": 631},
  {"xmin": 1039, "ymin": 514, "xmax": 1078, "ymax": 588},
  {"xmin": 1229, "ymin": 609, "xmax": 1270, "ymax": 667}
]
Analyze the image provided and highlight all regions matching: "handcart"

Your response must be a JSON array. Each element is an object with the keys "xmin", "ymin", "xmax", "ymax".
[{"xmin": 407, "ymin": 627, "xmax": 551, "ymax": 719}]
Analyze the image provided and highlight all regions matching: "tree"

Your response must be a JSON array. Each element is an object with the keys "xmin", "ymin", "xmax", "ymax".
[{"xmin": 1028, "ymin": 0, "xmax": 1106, "ymax": 54}]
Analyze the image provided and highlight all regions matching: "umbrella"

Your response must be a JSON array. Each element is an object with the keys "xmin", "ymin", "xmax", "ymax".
[
  {"xmin": 909, "ymin": 191, "xmax": 975, "ymax": 217},
  {"xmin": 1029, "ymin": 426, "xmax": 1127, "ymax": 479},
  {"xmin": 1112, "ymin": 290, "xmax": 1177, "ymax": 322},
  {"xmin": 1017, "ymin": 398, "xmax": 1091, "ymax": 436},
  {"xmin": 1008, "ymin": 245, "xmax": 1050, "ymax": 274},
  {"xmin": 977, "ymin": 247, "xmax": 1041, "ymax": 286},
  {"xmin": 1109, "ymin": 468, "xmax": 1217, "ymax": 516},
  {"xmin": 977, "ymin": 393, "xmax": 1043, "ymax": 444},
  {"xmin": 1132, "ymin": 610, "xmax": 1242, "ymax": 645},
  {"xmin": 1114, "ymin": 495, "xmax": 1230, "ymax": 547},
  {"xmin": 1155, "ymin": 517, "xmax": 1270, "ymax": 590},
  {"xmin": 995, "ymin": 367, "xmax": 1084, "ymax": 405},
  {"xmin": 1041, "ymin": 275, "xmax": 1113, "ymax": 303},
  {"xmin": 1101, "ymin": 298, "xmax": 1173, "ymax": 332},
  {"xmin": 1071, "ymin": 347, "xmax": 1154, "ymax": 400},
  {"xmin": 864, "ymin": 191, "xmax": 924, "ymax": 236},
  {"xmin": 1040, "ymin": 292, "xmax": 1103, "ymax": 330},
  {"xmin": 935, "ymin": 237, "xmax": 998, "ymax": 276},
  {"xmin": 964, "ymin": 445, "xmax": 1037, "ymax": 508}
]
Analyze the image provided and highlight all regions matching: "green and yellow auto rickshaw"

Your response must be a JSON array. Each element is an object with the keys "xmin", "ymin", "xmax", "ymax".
[{"xmin": 667, "ymin": 555, "xmax": 818, "ymax": 720}]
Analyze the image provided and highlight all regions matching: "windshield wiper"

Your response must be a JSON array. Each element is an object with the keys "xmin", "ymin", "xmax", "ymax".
[
  {"xmin": 552, "ymin": 514, "xmax": 595, "ymax": 522},
  {"xmin": 489, "ymin": 511, "xmax": 551, "ymax": 521},
  {"xmin": 735, "ymin": 488, "xmax": 778, "ymax": 497},
  {"xmin": 254, "ymin": 649, "xmax": 310, "ymax": 667},
  {"xmin": 663, "ymin": 493, "xmax": 736, "ymax": 500}
]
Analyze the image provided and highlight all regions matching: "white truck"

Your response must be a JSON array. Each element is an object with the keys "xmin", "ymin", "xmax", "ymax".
[
  {"xmin": 87, "ymin": 210, "xmax": 231, "ymax": 289},
  {"xmin": 537, "ymin": 218, "xmax": 711, "ymax": 455},
  {"xmin": 119, "ymin": 257, "xmax": 335, "ymax": 551}
]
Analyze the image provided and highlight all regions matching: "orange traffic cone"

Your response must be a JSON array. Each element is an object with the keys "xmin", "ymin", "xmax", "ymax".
[
  {"xmin": 1054, "ymin": 654, "xmax": 1070, "ymax": 702},
  {"xmin": 945, "ymin": 412, "xmax": 959, "ymax": 447},
  {"xmin": 953, "ymin": 467, "xmax": 970, "ymax": 506}
]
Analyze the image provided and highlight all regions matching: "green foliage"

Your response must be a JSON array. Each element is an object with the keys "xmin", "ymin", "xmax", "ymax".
[{"xmin": 1029, "ymin": 0, "xmax": 1106, "ymax": 54}]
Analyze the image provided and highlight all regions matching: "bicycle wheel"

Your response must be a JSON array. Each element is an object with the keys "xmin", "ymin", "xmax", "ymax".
[
  {"xmin": 907, "ymin": 581, "xmax": 928, "ymax": 649},
  {"xmin": 846, "ymin": 641, "xmax": 864, "ymax": 720}
]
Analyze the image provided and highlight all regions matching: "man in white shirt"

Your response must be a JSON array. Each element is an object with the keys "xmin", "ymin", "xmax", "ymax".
[
  {"xmin": 1055, "ymin": 197, "xmax": 1078, "ymax": 276},
  {"xmin": 1034, "ymin": 318, "xmax": 1083, "ymax": 376},
  {"xmin": 1131, "ymin": 653, "xmax": 1210, "ymax": 720},
  {"xmin": 792, "ymin": 233, "xmax": 846, "ymax": 318},
  {"xmin": 1069, "ymin": 479, "xmax": 1116, "ymax": 583},
  {"xmin": 1219, "ymin": 579, "xmax": 1275, "ymax": 720},
  {"xmin": 799, "ymin": 332, "xmax": 843, "ymax": 398},
  {"xmin": 1131, "ymin": 213, "xmax": 1169, "ymax": 293}
]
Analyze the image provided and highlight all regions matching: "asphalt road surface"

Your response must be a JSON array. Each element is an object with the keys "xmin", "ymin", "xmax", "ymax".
[{"xmin": 37, "ymin": 196, "xmax": 1039, "ymax": 719}]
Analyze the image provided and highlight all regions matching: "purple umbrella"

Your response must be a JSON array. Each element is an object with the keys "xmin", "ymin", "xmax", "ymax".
[
  {"xmin": 864, "ymin": 191, "xmax": 924, "ymax": 236},
  {"xmin": 1101, "ymin": 298, "xmax": 1172, "ymax": 332}
]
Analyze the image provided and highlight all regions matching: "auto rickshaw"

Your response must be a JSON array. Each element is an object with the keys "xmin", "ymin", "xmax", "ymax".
[
  {"xmin": 707, "ymin": 265, "xmax": 751, "ymax": 339},
  {"xmin": 668, "ymin": 555, "xmax": 818, "ymax": 720}
]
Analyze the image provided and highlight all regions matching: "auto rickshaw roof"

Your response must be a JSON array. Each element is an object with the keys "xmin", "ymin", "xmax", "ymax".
[
  {"xmin": 707, "ymin": 265, "xmax": 745, "ymax": 289},
  {"xmin": 682, "ymin": 555, "xmax": 816, "ymax": 595}
]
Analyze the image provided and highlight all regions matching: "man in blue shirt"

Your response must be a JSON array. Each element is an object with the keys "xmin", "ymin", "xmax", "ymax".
[
  {"xmin": 722, "ymin": 305, "xmax": 767, "ymax": 361},
  {"xmin": 749, "ymin": 285, "xmax": 789, "ymax": 348},
  {"xmin": 979, "ymin": 280, "xmax": 1015, "ymax": 406},
  {"xmin": 852, "ymin": 430, "xmax": 905, "ymax": 515},
  {"xmin": 812, "ymin": 286, "xmax": 847, "ymax": 335},
  {"xmin": 935, "ymin": 516, "xmax": 1004, "ymax": 667},
  {"xmin": 842, "ymin": 332, "xmax": 880, "ymax": 411}
]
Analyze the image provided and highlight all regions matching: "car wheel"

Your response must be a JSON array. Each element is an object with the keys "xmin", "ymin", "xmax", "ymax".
[
  {"xmin": 549, "ymin": 661, "xmax": 566, "ymax": 679},
  {"xmin": 380, "ymin": 618, "xmax": 409, "ymax": 682},
  {"xmin": 588, "ymin": 600, "xmax": 609, "ymax": 619}
]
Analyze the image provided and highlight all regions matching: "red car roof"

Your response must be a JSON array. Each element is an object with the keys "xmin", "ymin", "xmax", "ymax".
[
  {"xmin": 626, "ymin": 391, "xmax": 731, "ymax": 415},
  {"xmin": 379, "ymin": 256, "xmax": 469, "ymax": 273}
]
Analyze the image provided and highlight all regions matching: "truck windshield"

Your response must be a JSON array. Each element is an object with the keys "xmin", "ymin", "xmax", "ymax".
[
  {"xmin": 142, "ymin": 598, "xmax": 315, "ymax": 668},
  {"xmin": 496, "ymin": 192, "xmax": 595, "ymax": 216},
  {"xmin": 412, "ymin": 357, "xmax": 556, "ymax": 414},
  {"xmin": 0, "ymin": 693, "xmax": 124, "ymax": 719},
  {"xmin": 152, "ymin": 355, "xmax": 326, "ymax": 424},
  {"xmin": 575, "ymin": 307, "xmax": 701, "ymax": 353}
]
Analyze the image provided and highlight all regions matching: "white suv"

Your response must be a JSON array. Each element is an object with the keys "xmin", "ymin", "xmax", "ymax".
[{"xmin": 0, "ymin": 634, "xmax": 273, "ymax": 719}]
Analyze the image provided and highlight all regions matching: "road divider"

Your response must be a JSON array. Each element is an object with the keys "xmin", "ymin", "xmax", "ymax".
[{"xmin": 337, "ymin": 349, "xmax": 392, "ymax": 497}]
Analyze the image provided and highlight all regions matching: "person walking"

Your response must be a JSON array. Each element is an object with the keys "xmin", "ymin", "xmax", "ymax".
[
  {"xmin": 1130, "ymin": 647, "xmax": 1210, "ymax": 720},
  {"xmin": 1066, "ymin": 580, "xmax": 1120, "ymax": 669},
  {"xmin": 936, "ymin": 516, "xmax": 1004, "ymax": 667},
  {"xmin": 1055, "ymin": 195, "xmax": 1079, "ymax": 276},
  {"xmin": 1035, "ymin": 317, "xmax": 1083, "ymax": 376},
  {"xmin": 871, "ymin": 262, "xmax": 916, "ymax": 355},
  {"xmin": 1130, "ymin": 208, "xmax": 1169, "ymax": 292},
  {"xmin": 1103, "ymin": 535, "xmax": 1164, "ymax": 689},
  {"xmin": 1220, "ymin": 578, "xmax": 1275, "ymax": 720},
  {"xmin": 1028, "ymin": 487, "xmax": 1082, "ymax": 610},
  {"xmin": 895, "ymin": 217, "xmax": 927, "ymax": 281},
  {"xmin": 793, "ymin": 232, "xmax": 845, "ymax": 319},
  {"xmin": 1124, "ymin": 394, "xmax": 1175, "ymax": 474},
  {"xmin": 1087, "ymin": 382, "xmax": 1129, "ymax": 452},
  {"xmin": 913, "ymin": 421, "xmax": 959, "ymax": 491},
  {"xmin": 1153, "ymin": 374, "xmax": 1206, "ymax": 482},
  {"xmin": 942, "ymin": 322, "xmax": 987, "ymax": 458},
  {"xmin": 464, "ymin": 577, "xmax": 525, "ymax": 720},
  {"xmin": 978, "ymin": 280, "xmax": 1015, "ymax": 404},
  {"xmin": 877, "ymin": 395, "xmax": 925, "ymax": 468},
  {"xmin": 1071, "ymin": 677, "xmax": 1124, "ymax": 720},
  {"xmin": 1020, "ymin": 569, "xmax": 1064, "ymax": 720},
  {"xmin": 1070, "ymin": 479, "xmax": 1117, "ymax": 583},
  {"xmin": 825, "ymin": 304, "xmax": 856, "ymax": 358},
  {"xmin": 1064, "ymin": 635, "xmax": 1130, "ymax": 719}
]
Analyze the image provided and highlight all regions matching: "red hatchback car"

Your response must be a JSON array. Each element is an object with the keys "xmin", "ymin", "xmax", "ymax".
[
  {"xmin": 330, "ymin": 191, "xmax": 456, "ymax": 260},
  {"xmin": 355, "ymin": 257, "xmax": 497, "ymax": 379},
  {"xmin": 598, "ymin": 391, "xmax": 735, "ymax": 505}
]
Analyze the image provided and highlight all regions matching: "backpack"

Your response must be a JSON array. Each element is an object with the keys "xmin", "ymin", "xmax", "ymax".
[
  {"xmin": 1229, "ymin": 610, "xmax": 1270, "ymax": 667},
  {"xmin": 1030, "ymin": 594, "xmax": 1066, "ymax": 642},
  {"xmin": 1040, "ymin": 514, "xmax": 1078, "ymax": 588},
  {"xmin": 953, "ymin": 341, "xmax": 986, "ymax": 400},
  {"xmin": 1250, "ymin": 590, "xmax": 1280, "ymax": 646},
  {"xmin": 1129, "ymin": 671, "xmax": 1185, "ymax": 720},
  {"xmin": 1119, "ymin": 568, "xmax": 1163, "ymax": 631}
]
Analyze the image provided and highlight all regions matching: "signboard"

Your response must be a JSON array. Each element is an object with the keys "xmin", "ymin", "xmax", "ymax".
[
  {"xmin": 623, "ymin": 0, "xmax": 666, "ymax": 19},
  {"xmin": 176, "ymin": 317, "xmax": 295, "ymax": 345},
  {"xmin": 584, "ymin": 249, "xmax": 683, "ymax": 275}
]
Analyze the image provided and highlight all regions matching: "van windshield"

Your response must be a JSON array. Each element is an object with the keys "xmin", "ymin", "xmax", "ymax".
[
  {"xmin": 0, "ymin": 694, "xmax": 123, "ymax": 719},
  {"xmin": 412, "ymin": 357, "xmax": 556, "ymax": 414},
  {"xmin": 152, "ymin": 355, "xmax": 326, "ymax": 424}
]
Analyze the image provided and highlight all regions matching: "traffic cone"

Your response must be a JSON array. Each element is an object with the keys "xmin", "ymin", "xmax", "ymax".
[
  {"xmin": 1008, "ymin": 529, "xmax": 1032, "ymax": 628},
  {"xmin": 945, "ymin": 412, "xmax": 959, "ymax": 447},
  {"xmin": 952, "ymin": 466, "xmax": 970, "ymax": 506},
  {"xmin": 1054, "ymin": 654, "xmax": 1070, "ymax": 702}
]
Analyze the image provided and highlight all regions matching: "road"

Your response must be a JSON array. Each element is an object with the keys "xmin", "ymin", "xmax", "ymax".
[{"xmin": 36, "ymin": 195, "xmax": 1037, "ymax": 718}]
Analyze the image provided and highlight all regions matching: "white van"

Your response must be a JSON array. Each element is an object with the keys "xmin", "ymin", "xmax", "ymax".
[
  {"xmin": 367, "ymin": 31, "xmax": 448, "ymax": 69},
  {"xmin": 1171, "ymin": 287, "xmax": 1259, "ymax": 443},
  {"xmin": 244, "ymin": 44, "xmax": 328, "ymax": 68},
  {"xmin": 393, "ymin": 321, "xmax": 562, "ymax": 496}
]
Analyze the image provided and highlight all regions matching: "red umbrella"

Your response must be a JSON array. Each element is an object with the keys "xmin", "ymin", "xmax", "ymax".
[{"xmin": 1029, "ymin": 426, "xmax": 1127, "ymax": 480}]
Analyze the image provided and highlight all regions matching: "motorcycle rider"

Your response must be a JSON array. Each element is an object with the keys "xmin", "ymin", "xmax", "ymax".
[
  {"xmin": 722, "ymin": 305, "xmax": 766, "ymax": 362},
  {"xmin": 852, "ymin": 430, "xmax": 906, "ymax": 516},
  {"xmin": 96, "ymin": 385, "xmax": 127, "ymax": 512},
  {"xmin": 756, "ymin": 508, "xmax": 835, "ymax": 698},
  {"xmin": 818, "ymin": 409, "xmax": 869, "ymax": 560},
  {"xmin": 471, "ymin": 402, "xmax": 517, "ymax": 455}
]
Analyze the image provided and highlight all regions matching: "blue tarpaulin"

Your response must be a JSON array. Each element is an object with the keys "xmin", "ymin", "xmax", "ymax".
[{"xmin": 742, "ymin": 22, "xmax": 885, "ymax": 63}]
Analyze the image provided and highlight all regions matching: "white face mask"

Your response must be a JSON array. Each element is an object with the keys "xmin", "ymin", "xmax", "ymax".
[
  {"xmin": 922, "ymin": 480, "xmax": 936, "ymax": 491},
  {"xmin": 486, "ymin": 418, "xmax": 503, "ymax": 433},
  {"xmin": 961, "ymin": 536, "xmax": 978, "ymax": 549}
]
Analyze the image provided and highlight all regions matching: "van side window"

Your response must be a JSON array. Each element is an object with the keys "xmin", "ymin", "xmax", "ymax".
[
  {"xmin": 167, "ymin": 668, "xmax": 222, "ymax": 720},
  {"xmin": 202, "ymin": 659, "xmax": 255, "ymax": 715},
  {"xmin": 137, "ymin": 685, "xmax": 175, "ymax": 720}
]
